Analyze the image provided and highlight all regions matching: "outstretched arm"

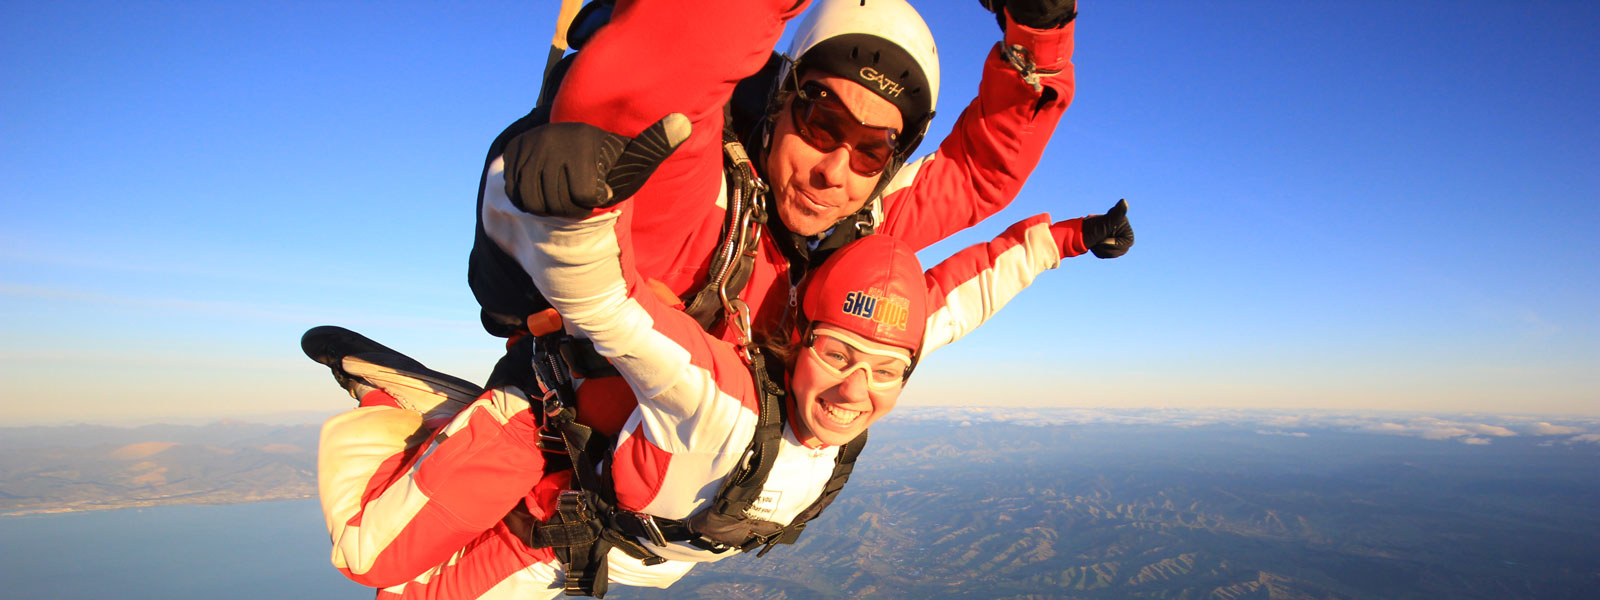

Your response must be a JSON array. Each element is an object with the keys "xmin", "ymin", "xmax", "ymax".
[
  {"xmin": 876, "ymin": 16, "xmax": 1077, "ymax": 251},
  {"xmin": 920, "ymin": 199, "xmax": 1130, "ymax": 356}
]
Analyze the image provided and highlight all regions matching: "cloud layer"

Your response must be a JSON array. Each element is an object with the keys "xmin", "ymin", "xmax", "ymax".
[{"xmin": 884, "ymin": 407, "xmax": 1600, "ymax": 446}]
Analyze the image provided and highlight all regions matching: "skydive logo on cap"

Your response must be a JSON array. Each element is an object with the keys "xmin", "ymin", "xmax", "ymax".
[{"xmin": 841, "ymin": 290, "xmax": 910, "ymax": 330}]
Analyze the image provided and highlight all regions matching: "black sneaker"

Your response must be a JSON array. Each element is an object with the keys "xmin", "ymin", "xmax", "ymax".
[
  {"xmin": 302, "ymin": 326, "xmax": 423, "ymax": 399},
  {"xmin": 301, "ymin": 326, "xmax": 483, "ymax": 418}
]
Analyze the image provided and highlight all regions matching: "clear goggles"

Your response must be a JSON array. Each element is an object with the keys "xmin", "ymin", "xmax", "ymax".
[
  {"xmin": 805, "ymin": 327, "xmax": 912, "ymax": 391},
  {"xmin": 789, "ymin": 80, "xmax": 900, "ymax": 177}
]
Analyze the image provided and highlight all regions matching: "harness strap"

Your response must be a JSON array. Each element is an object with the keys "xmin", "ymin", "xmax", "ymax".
[
  {"xmin": 702, "ymin": 349, "xmax": 785, "ymax": 519},
  {"xmin": 757, "ymin": 430, "xmax": 868, "ymax": 556},
  {"xmin": 504, "ymin": 500, "xmax": 597, "ymax": 550},
  {"xmin": 683, "ymin": 125, "xmax": 769, "ymax": 337},
  {"xmin": 548, "ymin": 416, "xmax": 668, "ymax": 597},
  {"xmin": 557, "ymin": 336, "xmax": 620, "ymax": 379},
  {"xmin": 506, "ymin": 491, "xmax": 674, "ymax": 555},
  {"xmin": 528, "ymin": 334, "xmax": 661, "ymax": 597}
]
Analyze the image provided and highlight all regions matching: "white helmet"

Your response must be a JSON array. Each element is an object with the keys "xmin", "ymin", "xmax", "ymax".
[{"xmin": 783, "ymin": 0, "xmax": 940, "ymax": 157}]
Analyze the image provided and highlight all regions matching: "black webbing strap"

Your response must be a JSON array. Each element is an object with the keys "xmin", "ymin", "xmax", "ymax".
[
  {"xmin": 508, "ymin": 488, "xmax": 671, "ymax": 598},
  {"xmin": 557, "ymin": 336, "xmax": 620, "ymax": 379},
  {"xmin": 757, "ymin": 430, "xmax": 869, "ymax": 556},
  {"xmin": 708, "ymin": 349, "xmax": 785, "ymax": 518},
  {"xmin": 524, "ymin": 335, "xmax": 667, "ymax": 598},
  {"xmin": 795, "ymin": 431, "xmax": 868, "ymax": 525},
  {"xmin": 546, "ymin": 415, "xmax": 670, "ymax": 597},
  {"xmin": 676, "ymin": 348, "xmax": 788, "ymax": 552},
  {"xmin": 547, "ymin": 412, "xmax": 612, "ymax": 598},
  {"xmin": 505, "ymin": 500, "xmax": 598, "ymax": 551},
  {"xmin": 563, "ymin": 539, "xmax": 610, "ymax": 598}
]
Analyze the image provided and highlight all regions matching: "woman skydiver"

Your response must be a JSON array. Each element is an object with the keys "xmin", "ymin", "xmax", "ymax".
[{"xmin": 311, "ymin": 158, "xmax": 1130, "ymax": 596}]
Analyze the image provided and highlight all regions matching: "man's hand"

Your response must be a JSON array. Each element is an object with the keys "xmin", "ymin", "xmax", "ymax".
[
  {"xmin": 501, "ymin": 113, "xmax": 690, "ymax": 218},
  {"xmin": 979, "ymin": 0, "xmax": 1077, "ymax": 31},
  {"xmin": 1080, "ymin": 199, "xmax": 1133, "ymax": 259}
]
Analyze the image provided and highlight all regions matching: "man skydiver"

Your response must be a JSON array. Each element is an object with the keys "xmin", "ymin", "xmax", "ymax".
[
  {"xmin": 474, "ymin": 0, "xmax": 1112, "ymax": 339},
  {"xmin": 473, "ymin": 0, "xmax": 1126, "ymax": 432}
]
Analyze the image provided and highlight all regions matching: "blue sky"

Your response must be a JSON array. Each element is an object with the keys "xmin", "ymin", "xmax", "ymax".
[{"xmin": 2, "ymin": 1, "xmax": 1596, "ymax": 425}]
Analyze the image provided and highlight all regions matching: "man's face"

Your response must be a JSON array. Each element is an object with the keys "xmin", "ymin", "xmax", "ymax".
[{"xmin": 766, "ymin": 73, "xmax": 904, "ymax": 237}]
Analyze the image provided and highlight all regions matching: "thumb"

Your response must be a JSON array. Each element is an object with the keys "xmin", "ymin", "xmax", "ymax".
[
  {"xmin": 601, "ymin": 113, "xmax": 692, "ymax": 205},
  {"xmin": 1105, "ymin": 198, "xmax": 1129, "ymax": 219}
]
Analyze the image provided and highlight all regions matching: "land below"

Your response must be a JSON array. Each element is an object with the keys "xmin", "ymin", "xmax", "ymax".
[
  {"xmin": 0, "ymin": 422, "xmax": 318, "ymax": 516},
  {"xmin": 3, "ymin": 409, "xmax": 1597, "ymax": 599}
]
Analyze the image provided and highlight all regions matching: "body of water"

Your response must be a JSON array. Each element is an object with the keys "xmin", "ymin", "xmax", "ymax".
[{"xmin": 0, "ymin": 499, "xmax": 368, "ymax": 599}]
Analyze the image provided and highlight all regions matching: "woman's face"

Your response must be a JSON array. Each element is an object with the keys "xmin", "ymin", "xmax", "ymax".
[{"xmin": 789, "ymin": 324, "xmax": 912, "ymax": 447}]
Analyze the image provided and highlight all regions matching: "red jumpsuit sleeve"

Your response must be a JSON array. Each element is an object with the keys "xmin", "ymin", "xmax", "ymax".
[
  {"xmin": 317, "ymin": 392, "xmax": 548, "ymax": 588},
  {"xmin": 550, "ymin": 0, "xmax": 807, "ymax": 295},
  {"xmin": 878, "ymin": 21, "xmax": 1077, "ymax": 252},
  {"xmin": 920, "ymin": 212, "xmax": 1088, "ymax": 356}
]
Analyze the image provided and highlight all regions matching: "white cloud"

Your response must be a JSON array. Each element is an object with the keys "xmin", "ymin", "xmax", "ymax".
[
  {"xmin": 1528, "ymin": 422, "xmax": 1583, "ymax": 435},
  {"xmin": 1466, "ymin": 424, "xmax": 1517, "ymax": 437},
  {"xmin": 1255, "ymin": 430, "xmax": 1310, "ymax": 438},
  {"xmin": 1567, "ymin": 434, "xmax": 1600, "ymax": 445},
  {"xmin": 1420, "ymin": 427, "xmax": 1472, "ymax": 440},
  {"xmin": 1342, "ymin": 417, "xmax": 1523, "ymax": 443}
]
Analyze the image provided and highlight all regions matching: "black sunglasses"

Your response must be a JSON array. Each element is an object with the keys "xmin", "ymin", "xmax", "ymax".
[{"xmin": 789, "ymin": 81, "xmax": 901, "ymax": 177}]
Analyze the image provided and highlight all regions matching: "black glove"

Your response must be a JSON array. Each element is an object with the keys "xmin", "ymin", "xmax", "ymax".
[
  {"xmin": 1080, "ymin": 199, "xmax": 1133, "ymax": 259},
  {"xmin": 978, "ymin": 0, "xmax": 1076, "ymax": 31},
  {"xmin": 501, "ymin": 113, "xmax": 689, "ymax": 218}
]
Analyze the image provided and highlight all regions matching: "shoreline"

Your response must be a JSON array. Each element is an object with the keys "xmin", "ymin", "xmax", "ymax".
[{"xmin": 1, "ymin": 494, "xmax": 318, "ymax": 518}]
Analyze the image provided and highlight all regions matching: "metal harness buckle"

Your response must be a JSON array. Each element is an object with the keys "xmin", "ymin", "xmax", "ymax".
[
  {"xmin": 622, "ymin": 511, "xmax": 668, "ymax": 547},
  {"xmin": 718, "ymin": 193, "xmax": 762, "ymax": 362},
  {"xmin": 725, "ymin": 298, "xmax": 754, "ymax": 361},
  {"xmin": 557, "ymin": 490, "xmax": 590, "ymax": 521},
  {"xmin": 1002, "ymin": 43, "xmax": 1063, "ymax": 93}
]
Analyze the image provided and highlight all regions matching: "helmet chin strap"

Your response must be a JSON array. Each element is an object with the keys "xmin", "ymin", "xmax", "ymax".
[{"xmin": 867, "ymin": 159, "xmax": 901, "ymax": 211}]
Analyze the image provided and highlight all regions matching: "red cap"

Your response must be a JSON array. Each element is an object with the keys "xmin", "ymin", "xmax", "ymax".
[{"xmin": 801, "ymin": 235, "xmax": 927, "ymax": 354}]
